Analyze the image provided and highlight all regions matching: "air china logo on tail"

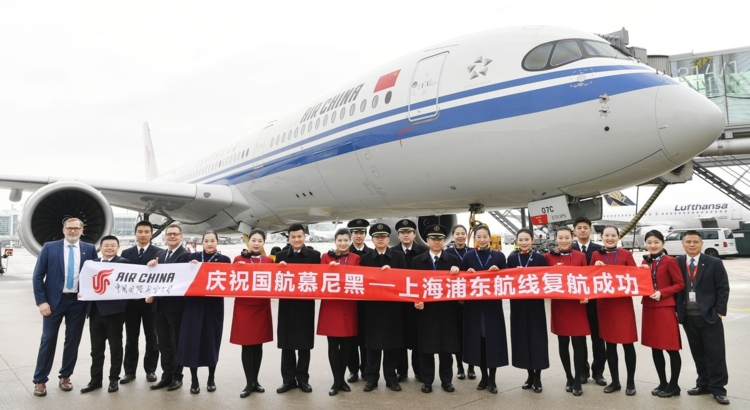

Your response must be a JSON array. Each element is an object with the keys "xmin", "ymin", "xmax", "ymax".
[{"xmin": 92, "ymin": 269, "xmax": 114, "ymax": 295}]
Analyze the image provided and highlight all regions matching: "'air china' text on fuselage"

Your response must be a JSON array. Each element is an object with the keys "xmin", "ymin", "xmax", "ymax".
[{"xmin": 299, "ymin": 83, "xmax": 364, "ymax": 123}]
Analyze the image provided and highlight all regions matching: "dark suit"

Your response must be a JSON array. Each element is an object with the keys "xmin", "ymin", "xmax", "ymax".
[
  {"xmin": 348, "ymin": 243, "xmax": 371, "ymax": 377},
  {"xmin": 120, "ymin": 244, "xmax": 162, "ymax": 376},
  {"xmin": 276, "ymin": 246, "xmax": 321, "ymax": 384},
  {"xmin": 391, "ymin": 242, "xmax": 428, "ymax": 377},
  {"xmin": 153, "ymin": 246, "xmax": 189, "ymax": 383},
  {"xmin": 572, "ymin": 241, "xmax": 606, "ymax": 378},
  {"xmin": 676, "ymin": 254, "xmax": 730, "ymax": 396},
  {"xmin": 32, "ymin": 239, "xmax": 97, "ymax": 384},
  {"xmin": 88, "ymin": 256, "xmax": 129, "ymax": 383}
]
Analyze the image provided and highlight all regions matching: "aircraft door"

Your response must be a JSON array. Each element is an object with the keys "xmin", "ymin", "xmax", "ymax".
[
  {"xmin": 252, "ymin": 123, "xmax": 275, "ymax": 171},
  {"xmin": 408, "ymin": 52, "xmax": 448, "ymax": 123},
  {"xmin": 732, "ymin": 202, "xmax": 742, "ymax": 220}
]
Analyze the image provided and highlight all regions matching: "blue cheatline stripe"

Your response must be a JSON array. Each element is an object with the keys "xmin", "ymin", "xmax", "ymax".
[
  {"xmin": 202, "ymin": 71, "xmax": 672, "ymax": 187},
  {"xmin": 191, "ymin": 64, "xmax": 657, "ymax": 185}
]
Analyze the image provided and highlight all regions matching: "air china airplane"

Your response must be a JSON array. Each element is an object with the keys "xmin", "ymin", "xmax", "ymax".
[{"xmin": 0, "ymin": 25, "xmax": 725, "ymax": 256}]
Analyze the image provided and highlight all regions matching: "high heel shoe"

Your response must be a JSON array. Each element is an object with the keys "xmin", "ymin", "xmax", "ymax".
[
  {"xmin": 476, "ymin": 380, "xmax": 487, "ymax": 390},
  {"xmin": 565, "ymin": 378, "xmax": 574, "ymax": 393},
  {"xmin": 253, "ymin": 383, "xmax": 265, "ymax": 393},
  {"xmin": 467, "ymin": 368, "xmax": 476, "ymax": 380},
  {"xmin": 651, "ymin": 383, "xmax": 667, "ymax": 396},
  {"xmin": 522, "ymin": 376, "xmax": 534, "ymax": 390},
  {"xmin": 190, "ymin": 381, "xmax": 200, "ymax": 394},
  {"xmin": 658, "ymin": 386, "xmax": 680, "ymax": 398},
  {"xmin": 240, "ymin": 386, "xmax": 252, "ymax": 398},
  {"xmin": 207, "ymin": 379, "xmax": 216, "ymax": 392},
  {"xmin": 603, "ymin": 383, "xmax": 621, "ymax": 393},
  {"xmin": 533, "ymin": 378, "xmax": 543, "ymax": 393}
]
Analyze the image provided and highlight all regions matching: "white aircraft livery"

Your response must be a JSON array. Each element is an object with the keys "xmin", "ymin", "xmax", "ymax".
[{"xmin": 0, "ymin": 25, "xmax": 725, "ymax": 255}]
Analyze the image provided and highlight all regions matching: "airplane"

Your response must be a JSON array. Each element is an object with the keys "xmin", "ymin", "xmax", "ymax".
[{"xmin": 0, "ymin": 25, "xmax": 725, "ymax": 256}]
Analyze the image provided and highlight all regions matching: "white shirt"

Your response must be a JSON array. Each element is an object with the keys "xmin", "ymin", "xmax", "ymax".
[
  {"xmin": 63, "ymin": 240, "xmax": 81, "ymax": 293},
  {"xmin": 354, "ymin": 245, "xmax": 365, "ymax": 252},
  {"xmin": 687, "ymin": 254, "xmax": 700, "ymax": 267},
  {"xmin": 577, "ymin": 239, "xmax": 591, "ymax": 249},
  {"xmin": 402, "ymin": 245, "xmax": 412, "ymax": 252},
  {"xmin": 429, "ymin": 251, "xmax": 442, "ymax": 260}
]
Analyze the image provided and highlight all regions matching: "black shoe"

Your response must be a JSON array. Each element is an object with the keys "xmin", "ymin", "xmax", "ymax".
[
  {"xmin": 658, "ymin": 386, "xmax": 680, "ymax": 398},
  {"xmin": 80, "ymin": 383, "xmax": 102, "ymax": 393},
  {"xmin": 167, "ymin": 380, "xmax": 182, "ymax": 391},
  {"xmin": 467, "ymin": 370, "xmax": 476, "ymax": 380},
  {"xmin": 442, "ymin": 383, "xmax": 455, "ymax": 393},
  {"xmin": 190, "ymin": 386, "xmax": 200, "ymax": 394},
  {"xmin": 533, "ymin": 379, "xmax": 543, "ymax": 393},
  {"xmin": 108, "ymin": 381, "xmax": 118, "ymax": 393},
  {"xmin": 276, "ymin": 382, "xmax": 297, "ymax": 393},
  {"xmin": 386, "ymin": 381, "xmax": 402, "ymax": 392},
  {"xmin": 120, "ymin": 374, "xmax": 136, "ymax": 384},
  {"xmin": 456, "ymin": 372, "xmax": 465, "ymax": 380},
  {"xmin": 253, "ymin": 384, "xmax": 265, "ymax": 393},
  {"xmin": 397, "ymin": 374, "xmax": 407, "ymax": 382},
  {"xmin": 651, "ymin": 383, "xmax": 667, "ymax": 396},
  {"xmin": 477, "ymin": 380, "xmax": 487, "ymax": 390},
  {"xmin": 593, "ymin": 374, "xmax": 607, "ymax": 386},
  {"xmin": 579, "ymin": 374, "xmax": 588, "ymax": 384},
  {"xmin": 150, "ymin": 379, "xmax": 171, "ymax": 390},
  {"xmin": 715, "ymin": 395, "xmax": 730, "ymax": 405},
  {"xmin": 687, "ymin": 386, "xmax": 711, "ymax": 395},
  {"xmin": 363, "ymin": 382, "xmax": 377, "ymax": 392},
  {"xmin": 328, "ymin": 388, "xmax": 338, "ymax": 396},
  {"xmin": 339, "ymin": 382, "xmax": 351, "ymax": 392},
  {"xmin": 565, "ymin": 378, "xmax": 574, "ymax": 393},
  {"xmin": 146, "ymin": 372, "xmax": 157, "ymax": 382},
  {"xmin": 522, "ymin": 378, "xmax": 533, "ymax": 390},
  {"xmin": 573, "ymin": 388, "xmax": 583, "ymax": 397},
  {"xmin": 206, "ymin": 380, "xmax": 216, "ymax": 392},
  {"xmin": 347, "ymin": 373, "xmax": 358, "ymax": 383},
  {"xmin": 626, "ymin": 386, "xmax": 636, "ymax": 396},
  {"xmin": 488, "ymin": 385, "xmax": 498, "ymax": 394},
  {"xmin": 415, "ymin": 374, "xmax": 422, "ymax": 383},
  {"xmin": 298, "ymin": 382, "xmax": 312, "ymax": 393},
  {"xmin": 603, "ymin": 383, "xmax": 621, "ymax": 393},
  {"xmin": 240, "ymin": 386, "xmax": 252, "ymax": 398},
  {"xmin": 421, "ymin": 384, "xmax": 432, "ymax": 393}
]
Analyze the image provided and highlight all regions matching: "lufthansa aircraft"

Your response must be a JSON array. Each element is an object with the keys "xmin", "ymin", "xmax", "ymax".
[{"xmin": 0, "ymin": 26, "xmax": 725, "ymax": 255}]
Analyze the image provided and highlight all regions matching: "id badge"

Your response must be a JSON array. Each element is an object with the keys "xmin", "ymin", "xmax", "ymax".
[{"xmin": 689, "ymin": 291, "xmax": 696, "ymax": 303}]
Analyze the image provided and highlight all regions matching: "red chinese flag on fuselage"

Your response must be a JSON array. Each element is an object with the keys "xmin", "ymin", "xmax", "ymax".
[{"xmin": 374, "ymin": 69, "xmax": 400, "ymax": 92}]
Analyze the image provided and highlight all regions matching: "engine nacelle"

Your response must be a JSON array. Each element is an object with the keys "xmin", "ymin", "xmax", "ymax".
[{"xmin": 19, "ymin": 182, "xmax": 114, "ymax": 256}]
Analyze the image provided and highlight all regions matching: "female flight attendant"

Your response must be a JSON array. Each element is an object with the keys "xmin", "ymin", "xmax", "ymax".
[
  {"xmin": 460, "ymin": 225, "xmax": 507, "ymax": 393},
  {"xmin": 317, "ymin": 228, "xmax": 360, "ymax": 396},
  {"xmin": 446, "ymin": 224, "xmax": 475, "ymax": 380},
  {"xmin": 591, "ymin": 226, "xmax": 638, "ymax": 396},
  {"xmin": 230, "ymin": 229, "xmax": 274, "ymax": 398},
  {"xmin": 640, "ymin": 230, "xmax": 685, "ymax": 398},
  {"xmin": 507, "ymin": 228, "xmax": 549, "ymax": 393},
  {"xmin": 179, "ymin": 231, "xmax": 231, "ymax": 394},
  {"xmin": 545, "ymin": 226, "xmax": 589, "ymax": 397}
]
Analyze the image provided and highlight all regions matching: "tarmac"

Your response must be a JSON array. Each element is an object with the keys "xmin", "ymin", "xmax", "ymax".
[{"xmin": 0, "ymin": 243, "xmax": 748, "ymax": 410}]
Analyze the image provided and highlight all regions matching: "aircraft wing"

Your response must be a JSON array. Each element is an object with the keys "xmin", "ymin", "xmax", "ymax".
[
  {"xmin": 593, "ymin": 219, "xmax": 688, "ymax": 231},
  {"xmin": 0, "ymin": 175, "xmax": 232, "ymax": 223}
]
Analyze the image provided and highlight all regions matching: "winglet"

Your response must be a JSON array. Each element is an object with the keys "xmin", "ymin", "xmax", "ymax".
[
  {"xmin": 143, "ymin": 122, "xmax": 159, "ymax": 181},
  {"xmin": 603, "ymin": 191, "xmax": 636, "ymax": 206}
]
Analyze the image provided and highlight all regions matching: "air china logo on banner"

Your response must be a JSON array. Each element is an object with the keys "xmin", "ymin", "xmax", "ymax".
[{"xmin": 92, "ymin": 269, "xmax": 114, "ymax": 295}]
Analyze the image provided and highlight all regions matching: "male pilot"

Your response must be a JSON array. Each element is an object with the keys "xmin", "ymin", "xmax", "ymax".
[
  {"xmin": 676, "ymin": 231, "xmax": 730, "ymax": 405},
  {"xmin": 119, "ymin": 221, "xmax": 162, "ymax": 384},
  {"xmin": 346, "ymin": 218, "xmax": 370, "ymax": 382},
  {"xmin": 348, "ymin": 219, "xmax": 372, "ymax": 256},
  {"xmin": 275, "ymin": 224, "xmax": 321, "ymax": 393},
  {"xmin": 32, "ymin": 217, "xmax": 98, "ymax": 397},
  {"xmin": 571, "ymin": 216, "xmax": 607, "ymax": 386},
  {"xmin": 390, "ymin": 219, "xmax": 428, "ymax": 381},
  {"xmin": 147, "ymin": 224, "xmax": 190, "ymax": 391},
  {"xmin": 81, "ymin": 235, "xmax": 130, "ymax": 394}
]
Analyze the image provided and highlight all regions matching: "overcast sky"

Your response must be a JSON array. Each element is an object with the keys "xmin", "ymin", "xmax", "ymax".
[{"xmin": 1, "ymin": 0, "xmax": 746, "ymax": 214}]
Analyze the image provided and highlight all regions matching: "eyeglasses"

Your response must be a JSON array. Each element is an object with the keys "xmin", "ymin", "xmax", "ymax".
[
  {"xmin": 166, "ymin": 232, "xmax": 182, "ymax": 237},
  {"xmin": 64, "ymin": 227, "xmax": 82, "ymax": 231}
]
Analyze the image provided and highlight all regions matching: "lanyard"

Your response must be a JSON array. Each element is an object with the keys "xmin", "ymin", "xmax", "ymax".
[
  {"xmin": 517, "ymin": 251, "xmax": 534, "ymax": 268},
  {"xmin": 686, "ymin": 259, "xmax": 698, "ymax": 285},
  {"xmin": 248, "ymin": 255, "xmax": 261, "ymax": 263},
  {"xmin": 650, "ymin": 254, "xmax": 663, "ymax": 291},
  {"xmin": 475, "ymin": 251, "xmax": 493, "ymax": 270},
  {"xmin": 452, "ymin": 247, "xmax": 466, "ymax": 262},
  {"xmin": 201, "ymin": 252, "xmax": 219, "ymax": 262},
  {"xmin": 339, "ymin": 256, "xmax": 349, "ymax": 265},
  {"xmin": 604, "ymin": 249, "xmax": 619, "ymax": 265}
]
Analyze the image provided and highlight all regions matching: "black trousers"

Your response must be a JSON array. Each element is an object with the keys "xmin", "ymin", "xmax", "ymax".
[
  {"xmin": 684, "ymin": 315, "xmax": 728, "ymax": 396},
  {"xmin": 419, "ymin": 352, "xmax": 453, "ymax": 385},
  {"xmin": 582, "ymin": 300, "xmax": 607, "ymax": 376},
  {"xmin": 347, "ymin": 302, "xmax": 366, "ymax": 376},
  {"xmin": 329, "ymin": 337, "xmax": 354, "ymax": 388},
  {"xmin": 154, "ymin": 309, "xmax": 183, "ymax": 382},
  {"xmin": 281, "ymin": 349, "xmax": 311, "ymax": 384},
  {"xmin": 396, "ymin": 348, "xmax": 409, "ymax": 375},
  {"xmin": 123, "ymin": 299, "xmax": 159, "ymax": 375},
  {"xmin": 365, "ymin": 349, "xmax": 399, "ymax": 384},
  {"xmin": 89, "ymin": 305, "xmax": 125, "ymax": 383}
]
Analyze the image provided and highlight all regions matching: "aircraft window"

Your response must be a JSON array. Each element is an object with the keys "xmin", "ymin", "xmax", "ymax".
[
  {"xmin": 550, "ymin": 40, "xmax": 582, "ymax": 67},
  {"xmin": 288, "ymin": 130, "xmax": 292, "ymax": 141},
  {"xmin": 323, "ymin": 115, "xmax": 328, "ymax": 127},
  {"xmin": 372, "ymin": 95, "xmax": 379, "ymax": 109},
  {"xmin": 360, "ymin": 99, "xmax": 367, "ymax": 113},
  {"xmin": 349, "ymin": 103, "xmax": 356, "ymax": 116},
  {"xmin": 523, "ymin": 43, "xmax": 553, "ymax": 69},
  {"xmin": 385, "ymin": 91, "xmax": 392, "ymax": 104},
  {"xmin": 301, "ymin": 124, "xmax": 305, "ymax": 135},
  {"xmin": 582, "ymin": 40, "xmax": 619, "ymax": 58},
  {"xmin": 282, "ymin": 132, "xmax": 286, "ymax": 142},
  {"xmin": 315, "ymin": 118, "xmax": 320, "ymax": 129},
  {"xmin": 308, "ymin": 122, "xmax": 313, "ymax": 132},
  {"xmin": 294, "ymin": 127, "xmax": 298, "ymax": 138},
  {"xmin": 330, "ymin": 111, "xmax": 336, "ymax": 124},
  {"xmin": 340, "ymin": 107, "xmax": 346, "ymax": 120},
  {"xmin": 276, "ymin": 135, "xmax": 280, "ymax": 145}
]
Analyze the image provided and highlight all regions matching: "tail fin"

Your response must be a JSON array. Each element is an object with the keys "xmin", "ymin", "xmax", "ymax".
[
  {"xmin": 143, "ymin": 122, "xmax": 159, "ymax": 181},
  {"xmin": 603, "ymin": 191, "xmax": 636, "ymax": 206}
]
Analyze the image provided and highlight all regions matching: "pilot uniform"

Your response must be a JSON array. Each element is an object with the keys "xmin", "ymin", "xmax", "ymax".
[{"xmin": 346, "ymin": 218, "xmax": 370, "ymax": 382}]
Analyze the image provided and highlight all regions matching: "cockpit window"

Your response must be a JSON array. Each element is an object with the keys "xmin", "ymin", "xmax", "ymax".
[
  {"xmin": 550, "ymin": 40, "xmax": 582, "ymax": 67},
  {"xmin": 522, "ymin": 38, "xmax": 631, "ymax": 71}
]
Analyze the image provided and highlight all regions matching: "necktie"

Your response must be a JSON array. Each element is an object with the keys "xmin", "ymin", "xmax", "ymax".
[
  {"xmin": 434, "ymin": 255, "xmax": 439, "ymax": 263},
  {"xmin": 582, "ymin": 245, "xmax": 587, "ymax": 254},
  {"xmin": 166, "ymin": 250, "xmax": 172, "ymax": 262},
  {"xmin": 67, "ymin": 244, "xmax": 75, "ymax": 290},
  {"xmin": 138, "ymin": 248, "xmax": 145, "ymax": 259},
  {"xmin": 689, "ymin": 258, "xmax": 696, "ymax": 277}
]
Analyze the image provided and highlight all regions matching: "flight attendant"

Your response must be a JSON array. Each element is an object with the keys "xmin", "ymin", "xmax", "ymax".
[
  {"xmin": 230, "ymin": 229, "xmax": 274, "ymax": 398},
  {"xmin": 460, "ymin": 225, "xmax": 507, "ymax": 393},
  {"xmin": 639, "ymin": 230, "xmax": 685, "ymax": 398},
  {"xmin": 317, "ymin": 228, "xmax": 360, "ymax": 396},
  {"xmin": 545, "ymin": 226, "xmax": 589, "ymax": 397},
  {"xmin": 508, "ymin": 228, "xmax": 549, "ymax": 393},
  {"xmin": 346, "ymin": 218, "xmax": 370, "ymax": 383},
  {"xmin": 179, "ymin": 231, "xmax": 230, "ymax": 394},
  {"xmin": 446, "ymin": 224, "xmax": 475, "ymax": 381},
  {"xmin": 412, "ymin": 224, "xmax": 461, "ymax": 393},
  {"xmin": 591, "ymin": 226, "xmax": 638, "ymax": 396}
]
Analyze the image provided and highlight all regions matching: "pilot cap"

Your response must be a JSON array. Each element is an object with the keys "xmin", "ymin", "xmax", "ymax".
[
  {"xmin": 396, "ymin": 219, "xmax": 417, "ymax": 232},
  {"xmin": 369, "ymin": 223, "xmax": 391, "ymax": 237},
  {"xmin": 347, "ymin": 219, "xmax": 370, "ymax": 232},
  {"xmin": 425, "ymin": 224, "xmax": 448, "ymax": 239}
]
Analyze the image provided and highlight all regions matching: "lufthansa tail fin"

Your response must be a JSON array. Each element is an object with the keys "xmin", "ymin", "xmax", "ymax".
[
  {"xmin": 143, "ymin": 122, "xmax": 159, "ymax": 181},
  {"xmin": 603, "ymin": 191, "xmax": 636, "ymax": 206}
]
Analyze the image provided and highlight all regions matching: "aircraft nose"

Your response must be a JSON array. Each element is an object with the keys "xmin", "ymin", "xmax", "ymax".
[{"xmin": 656, "ymin": 83, "xmax": 725, "ymax": 164}]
